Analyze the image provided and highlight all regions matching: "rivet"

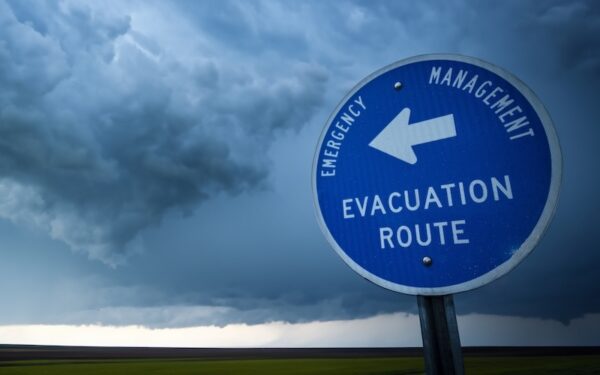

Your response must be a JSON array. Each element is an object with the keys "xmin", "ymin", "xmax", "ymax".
[
  {"xmin": 394, "ymin": 82, "xmax": 403, "ymax": 90},
  {"xmin": 422, "ymin": 256, "xmax": 432, "ymax": 267}
]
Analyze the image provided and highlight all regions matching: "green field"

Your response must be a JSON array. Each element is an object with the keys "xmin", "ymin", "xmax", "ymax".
[{"xmin": 1, "ymin": 356, "xmax": 600, "ymax": 374}]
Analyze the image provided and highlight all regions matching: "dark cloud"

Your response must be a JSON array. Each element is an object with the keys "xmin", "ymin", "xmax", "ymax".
[
  {"xmin": 0, "ymin": 0, "xmax": 598, "ymax": 331},
  {"xmin": 0, "ymin": 0, "xmax": 327, "ymax": 265},
  {"xmin": 536, "ymin": 1, "xmax": 600, "ymax": 73},
  {"xmin": 434, "ymin": 0, "xmax": 600, "ymax": 323}
]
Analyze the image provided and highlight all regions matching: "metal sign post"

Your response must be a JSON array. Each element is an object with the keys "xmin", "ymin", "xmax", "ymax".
[
  {"xmin": 312, "ymin": 54, "xmax": 561, "ymax": 374},
  {"xmin": 418, "ymin": 295, "xmax": 464, "ymax": 375}
]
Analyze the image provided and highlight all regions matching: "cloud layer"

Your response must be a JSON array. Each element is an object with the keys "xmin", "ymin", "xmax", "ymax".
[
  {"xmin": 2, "ymin": 312, "xmax": 599, "ymax": 347},
  {"xmin": 0, "ymin": 0, "xmax": 599, "ymax": 336},
  {"xmin": 0, "ymin": 0, "xmax": 326, "ymax": 264}
]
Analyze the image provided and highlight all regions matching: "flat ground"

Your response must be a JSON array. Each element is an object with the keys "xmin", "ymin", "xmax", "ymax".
[{"xmin": 0, "ymin": 346, "xmax": 599, "ymax": 374}]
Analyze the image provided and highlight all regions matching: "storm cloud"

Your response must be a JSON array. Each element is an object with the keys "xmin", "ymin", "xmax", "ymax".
[
  {"xmin": 0, "ymin": 0, "xmax": 326, "ymax": 265},
  {"xmin": 0, "ymin": 0, "xmax": 599, "ymax": 334}
]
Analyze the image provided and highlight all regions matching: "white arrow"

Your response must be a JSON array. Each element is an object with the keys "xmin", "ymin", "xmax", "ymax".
[{"xmin": 368, "ymin": 108, "xmax": 456, "ymax": 164}]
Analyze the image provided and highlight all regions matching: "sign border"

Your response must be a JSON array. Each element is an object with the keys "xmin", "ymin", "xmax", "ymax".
[{"xmin": 312, "ymin": 54, "xmax": 562, "ymax": 296}]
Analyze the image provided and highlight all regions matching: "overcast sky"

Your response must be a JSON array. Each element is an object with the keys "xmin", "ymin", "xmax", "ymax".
[{"xmin": 0, "ymin": 0, "xmax": 599, "ymax": 347}]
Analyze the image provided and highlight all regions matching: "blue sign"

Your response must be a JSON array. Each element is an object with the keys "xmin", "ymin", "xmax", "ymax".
[{"xmin": 313, "ymin": 55, "xmax": 561, "ymax": 295}]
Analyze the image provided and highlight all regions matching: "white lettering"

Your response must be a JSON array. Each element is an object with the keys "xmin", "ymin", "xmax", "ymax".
[
  {"xmin": 405, "ymin": 189, "xmax": 420, "ymax": 211},
  {"xmin": 335, "ymin": 121, "xmax": 350, "ymax": 133},
  {"xmin": 433, "ymin": 222, "xmax": 448, "ymax": 245},
  {"xmin": 355, "ymin": 197, "xmax": 368, "ymax": 217},
  {"xmin": 331, "ymin": 130, "xmax": 345, "ymax": 141},
  {"xmin": 462, "ymin": 74, "xmax": 478, "ymax": 93},
  {"xmin": 380, "ymin": 227, "xmax": 394, "ymax": 249},
  {"xmin": 440, "ymin": 68, "xmax": 453, "ymax": 86},
  {"xmin": 396, "ymin": 226, "xmax": 412, "ymax": 247},
  {"xmin": 475, "ymin": 80, "xmax": 492, "ymax": 98},
  {"xmin": 452, "ymin": 70, "xmax": 468, "ymax": 88},
  {"xmin": 340, "ymin": 112, "xmax": 354, "ymax": 126},
  {"xmin": 429, "ymin": 66, "xmax": 442, "ymax": 84},
  {"xmin": 491, "ymin": 94, "xmax": 514, "ymax": 114},
  {"xmin": 440, "ymin": 183, "xmax": 455, "ymax": 207},
  {"xmin": 483, "ymin": 86, "xmax": 504, "ymax": 105},
  {"xmin": 499, "ymin": 105, "xmax": 522, "ymax": 123},
  {"xmin": 504, "ymin": 116, "xmax": 530, "ymax": 133},
  {"xmin": 469, "ymin": 179, "xmax": 488, "ymax": 203},
  {"xmin": 388, "ymin": 192, "xmax": 402, "ymax": 213},
  {"xmin": 424, "ymin": 187, "xmax": 442, "ymax": 209},
  {"xmin": 451, "ymin": 220, "xmax": 469, "ymax": 244},
  {"xmin": 371, "ymin": 195, "xmax": 387, "ymax": 216},
  {"xmin": 509, "ymin": 128, "xmax": 535, "ymax": 140},
  {"xmin": 354, "ymin": 96, "xmax": 366, "ymax": 110},
  {"xmin": 415, "ymin": 223, "xmax": 432, "ymax": 246},
  {"xmin": 491, "ymin": 175, "xmax": 513, "ymax": 201},
  {"xmin": 458, "ymin": 182, "xmax": 467, "ymax": 205},
  {"xmin": 342, "ymin": 199, "xmax": 354, "ymax": 219}
]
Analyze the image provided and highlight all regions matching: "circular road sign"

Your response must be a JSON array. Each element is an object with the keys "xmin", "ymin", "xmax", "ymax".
[{"xmin": 312, "ymin": 54, "xmax": 561, "ymax": 295}]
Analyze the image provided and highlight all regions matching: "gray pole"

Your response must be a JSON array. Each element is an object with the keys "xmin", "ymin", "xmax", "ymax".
[{"xmin": 417, "ymin": 295, "xmax": 464, "ymax": 375}]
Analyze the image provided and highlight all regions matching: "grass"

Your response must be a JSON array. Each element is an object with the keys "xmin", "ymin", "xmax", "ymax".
[
  {"xmin": 0, "ymin": 358, "xmax": 422, "ymax": 375},
  {"xmin": 0, "ymin": 356, "xmax": 599, "ymax": 374},
  {"xmin": 466, "ymin": 355, "xmax": 600, "ymax": 374}
]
